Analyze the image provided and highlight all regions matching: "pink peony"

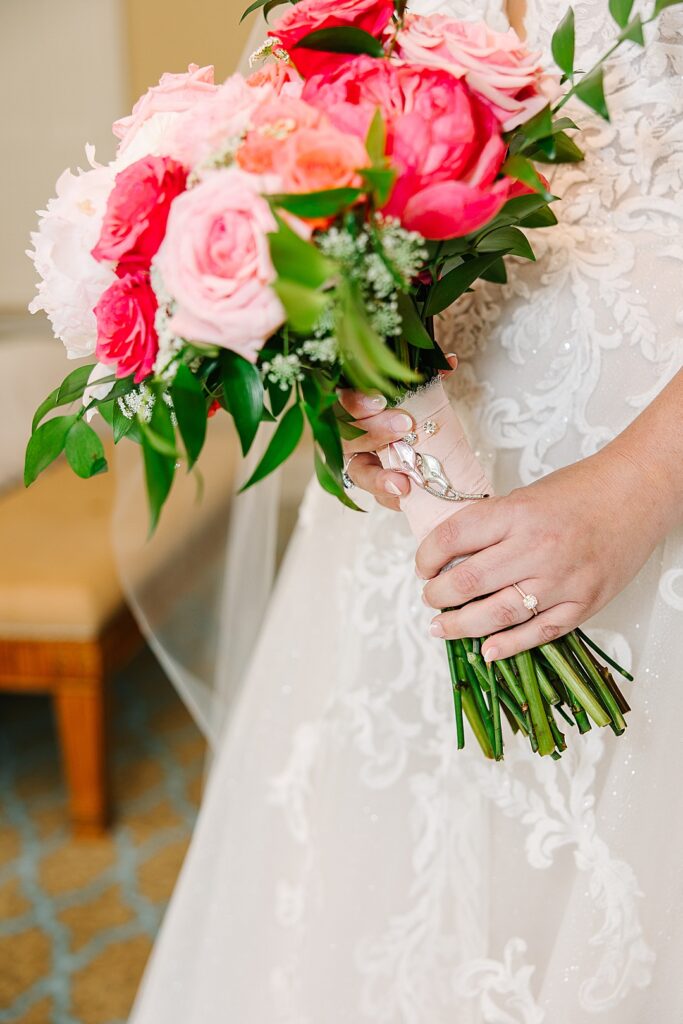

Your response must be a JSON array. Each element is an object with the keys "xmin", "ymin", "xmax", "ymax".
[
  {"xmin": 394, "ymin": 15, "xmax": 560, "ymax": 131},
  {"xmin": 161, "ymin": 74, "xmax": 267, "ymax": 170},
  {"xmin": 95, "ymin": 271, "xmax": 159, "ymax": 383},
  {"xmin": 113, "ymin": 64, "xmax": 218, "ymax": 153},
  {"xmin": 155, "ymin": 168, "xmax": 285, "ymax": 359},
  {"xmin": 92, "ymin": 155, "xmax": 187, "ymax": 275},
  {"xmin": 304, "ymin": 60, "xmax": 511, "ymax": 238},
  {"xmin": 270, "ymin": 0, "xmax": 394, "ymax": 77}
]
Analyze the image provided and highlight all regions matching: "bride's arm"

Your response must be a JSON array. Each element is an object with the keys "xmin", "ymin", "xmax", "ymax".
[{"xmin": 415, "ymin": 368, "xmax": 683, "ymax": 661}]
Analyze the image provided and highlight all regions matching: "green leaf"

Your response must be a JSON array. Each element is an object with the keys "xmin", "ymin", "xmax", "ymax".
[
  {"xmin": 239, "ymin": 0, "xmax": 288, "ymax": 22},
  {"xmin": 520, "ymin": 205, "xmax": 558, "ymax": 228},
  {"xmin": 270, "ymin": 188, "xmax": 362, "ymax": 220},
  {"xmin": 365, "ymin": 108, "xmax": 387, "ymax": 164},
  {"xmin": 396, "ymin": 292, "xmax": 435, "ymax": 349},
  {"xmin": 240, "ymin": 402, "xmax": 305, "ymax": 491},
  {"xmin": 268, "ymin": 380, "xmax": 292, "ymax": 418},
  {"xmin": 552, "ymin": 116, "xmax": 580, "ymax": 133},
  {"xmin": 517, "ymin": 104, "xmax": 553, "ymax": 144},
  {"xmin": 338, "ymin": 419, "xmax": 366, "ymax": 441},
  {"xmin": 24, "ymin": 414, "xmax": 77, "ymax": 486},
  {"xmin": 501, "ymin": 155, "xmax": 554, "ymax": 201},
  {"xmin": 533, "ymin": 130, "xmax": 584, "ymax": 163},
  {"xmin": 313, "ymin": 449, "xmax": 362, "ymax": 511},
  {"xmin": 609, "ymin": 0, "xmax": 634, "ymax": 26},
  {"xmin": 113, "ymin": 402, "xmax": 136, "ymax": 443},
  {"xmin": 619, "ymin": 14, "xmax": 645, "ymax": 43},
  {"xmin": 480, "ymin": 258, "xmax": 508, "ymax": 284},
  {"xmin": 31, "ymin": 363, "xmax": 96, "ymax": 433},
  {"xmin": 478, "ymin": 226, "xmax": 536, "ymax": 260},
  {"xmin": 653, "ymin": 0, "xmax": 683, "ymax": 14},
  {"xmin": 425, "ymin": 253, "xmax": 511, "ymax": 317},
  {"xmin": 64, "ymin": 420, "xmax": 108, "ymax": 479},
  {"xmin": 273, "ymin": 279, "xmax": 330, "ymax": 334},
  {"xmin": 268, "ymin": 214, "xmax": 335, "ymax": 288},
  {"xmin": 337, "ymin": 282, "xmax": 420, "ymax": 392},
  {"xmin": 295, "ymin": 26, "xmax": 385, "ymax": 58},
  {"xmin": 551, "ymin": 7, "xmax": 575, "ymax": 77},
  {"xmin": 141, "ymin": 391, "xmax": 177, "ymax": 532},
  {"xmin": 171, "ymin": 363, "xmax": 208, "ymax": 467},
  {"xmin": 575, "ymin": 66, "xmax": 610, "ymax": 121},
  {"xmin": 360, "ymin": 167, "xmax": 396, "ymax": 206},
  {"xmin": 220, "ymin": 352, "xmax": 264, "ymax": 457}
]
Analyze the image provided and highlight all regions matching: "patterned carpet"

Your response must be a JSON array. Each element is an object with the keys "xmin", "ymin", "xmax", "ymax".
[{"xmin": 0, "ymin": 649, "xmax": 205, "ymax": 1024}]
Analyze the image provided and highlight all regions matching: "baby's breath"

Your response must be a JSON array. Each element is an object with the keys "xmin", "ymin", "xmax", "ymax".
[{"xmin": 262, "ymin": 353, "xmax": 304, "ymax": 391}]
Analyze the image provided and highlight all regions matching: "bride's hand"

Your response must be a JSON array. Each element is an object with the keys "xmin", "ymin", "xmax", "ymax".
[
  {"xmin": 416, "ymin": 449, "xmax": 671, "ymax": 662},
  {"xmin": 338, "ymin": 390, "xmax": 414, "ymax": 510}
]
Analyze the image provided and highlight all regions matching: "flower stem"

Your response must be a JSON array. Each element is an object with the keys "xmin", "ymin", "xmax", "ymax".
[
  {"xmin": 455, "ymin": 640, "xmax": 495, "ymax": 750},
  {"xmin": 445, "ymin": 639, "xmax": 465, "ymax": 750},
  {"xmin": 514, "ymin": 652, "xmax": 555, "ymax": 756},
  {"xmin": 565, "ymin": 633, "xmax": 627, "ymax": 734},
  {"xmin": 539, "ymin": 642, "xmax": 611, "ymax": 728},
  {"xmin": 461, "ymin": 688, "xmax": 495, "ymax": 760},
  {"xmin": 576, "ymin": 627, "xmax": 634, "ymax": 682},
  {"xmin": 487, "ymin": 662, "xmax": 504, "ymax": 760}
]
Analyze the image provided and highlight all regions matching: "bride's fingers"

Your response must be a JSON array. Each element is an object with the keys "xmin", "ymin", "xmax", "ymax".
[
  {"xmin": 427, "ymin": 581, "xmax": 550, "ymax": 639},
  {"xmin": 343, "ymin": 408, "xmax": 415, "ymax": 454},
  {"xmin": 415, "ymin": 499, "xmax": 507, "ymax": 581},
  {"xmin": 480, "ymin": 603, "xmax": 581, "ymax": 663},
  {"xmin": 346, "ymin": 452, "xmax": 410, "ymax": 502},
  {"xmin": 337, "ymin": 389, "xmax": 388, "ymax": 419}
]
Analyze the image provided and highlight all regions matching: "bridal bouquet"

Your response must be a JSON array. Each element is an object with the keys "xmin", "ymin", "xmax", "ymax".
[{"xmin": 27, "ymin": 0, "xmax": 673, "ymax": 759}]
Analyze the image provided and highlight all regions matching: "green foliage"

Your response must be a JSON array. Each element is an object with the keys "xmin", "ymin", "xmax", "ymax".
[
  {"xmin": 240, "ymin": 402, "xmax": 305, "ymax": 491},
  {"xmin": 575, "ymin": 66, "xmax": 610, "ymax": 120},
  {"xmin": 425, "ymin": 253, "xmax": 511, "ymax": 316},
  {"xmin": 609, "ymin": 0, "xmax": 635, "ymax": 26},
  {"xmin": 270, "ymin": 188, "xmax": 362, "ymax": 219},
  {"xmin": 396, "ymin": 292, "xmax": 434, "ymax": 349},
  {"xmin": 336, "ymin": 280, "xmax": 420, "ymax": 393},
  {"xmin": 360, "ymin": 168, "xmax": 396, "ymax": 207},
  {"xmin": 269, "ymin": 215, "xmax": 336, "ymax": 289},
  {"xmin": 501, "ymin": 155, "xmax": 554, "ymax": 201},
  {"xmin": 295, "ymin": 26, "xmax": 385, "ymax": 57},
  {"xmin": 219, "ymin": 352, "xmax": 264, "ymax": 457},
  {"xmin": 31, "ymin": 363, "xmax": 97, "ymax": 432},
  {"xmin": 171, "ymin": 363, "xmax": 208, "ymax": 467},
  {"xmin": 619, "ymin": 14, "xmax": 645, "ymax": 43},
  {"xmin": 24, "ymin": 414, "xmax": 77, "ymax": 486},
  {"xmin": 239, "ymin": 0, "xmax": 290, "ymax": 22},
  {"xmin": 140, "ymin": 388, "xmax": 176, "ymax": 533},
  {"xmin": 64, "ymin": 420, "xmax": 108, "ymax": 479},
  {"xmin": 274, "ymin": 279, "xmax": 330, "ymax": 334},
  {"xmin": 478, "ymin": 226, "xmax": 536, "ymax": 261},
  {"xmin": 551, "ymin": 7, "xmax": 575, "ymax": 77},
  {"xmin": 365, "ymin": 108, "xmax": 387, "ymax": 164},
  {"xmin": 653, "ymin": 0, "xmax": 683, "ymax": 15}
]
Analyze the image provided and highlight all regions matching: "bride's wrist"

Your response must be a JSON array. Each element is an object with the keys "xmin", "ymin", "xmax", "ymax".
[{"xmin": 594, "ymin": 440, "xmax": 678, "ymax": 547}]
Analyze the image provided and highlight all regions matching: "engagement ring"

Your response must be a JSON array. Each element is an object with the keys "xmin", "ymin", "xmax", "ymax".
[{"xmin": 513, "ymin": 583, "xmax": 539, "ymax": 615}]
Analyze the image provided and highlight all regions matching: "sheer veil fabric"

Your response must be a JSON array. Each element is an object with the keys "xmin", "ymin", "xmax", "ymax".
[{"xmin": 128, "ymin": 1, "xmax": 683, "ymax": 1020}]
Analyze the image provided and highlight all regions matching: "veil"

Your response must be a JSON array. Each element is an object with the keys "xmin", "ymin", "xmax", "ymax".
[{"xmin": 112, "ymin": 19, "xmax": 300, "ymax": 748}]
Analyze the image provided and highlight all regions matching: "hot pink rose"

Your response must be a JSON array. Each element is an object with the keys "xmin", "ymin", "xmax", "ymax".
[
  {"xmin": 270, "ymin": 0, "xmax": 394, "ymax": 77},
  {"xmin": 304, "ymin": 60, "xmax": 511, "ymax": 238},
  {"xmin": 92, "ymin": 155, "xmax": 187, "ymax": 275},
  {"xmin": 155, "ymin": 168, "xmax": 285, "ymax": 359},
  {"xmin": 161, "ymin": 74, "xmax": 266, "ymax": 170},
  {"xmin": 95, "ymin": 271, "xmax": 159, "ymax": 383},
  {"xmin": 394, "ymin": 15, "xmax": 560, "ymax": 131},
  {"xmin": 113, "ymin": 64, "xmax": 218, "ymax": 152}
]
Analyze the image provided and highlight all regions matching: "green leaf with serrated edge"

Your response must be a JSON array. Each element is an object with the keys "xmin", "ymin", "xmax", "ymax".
[
  {"xmin": 24, "ymin": 414, "xmax": 77, "ymax": 486},
  {"xmin": 365, "ymin": 108, "xmax": 386, "ymax": 164},
  {"xmin": 270, "ymin": 188, "xmax": 361, "ymax": 220},
  {"xmin": 480, "ymin": 258, "xmax": 508, "ymax": 284},
  {"xmin": 220, "ymin": 351, "xmax": 263, "ymax": 457},
  {"xmin": 425, "ymin": 253, "xmax": 510, "ymax": 316},
  {"xmin": 171, "ymin": 363, "xmax": 208, "ymax": 467},
  {"xmin": 360, "ymin": 167, "xmax": 396, "ymax": 207},
  {"xmin": 268, "ymin": 214, "xmax": 335, "ymax": 288},
  {"xmin": 609, "ymin": 0, "xmax": 634, "ymax": 26},
  {"xmin": 295, "ymin": 26, "xmax": 385, "ymax": 57},
  {"xmin": 501, "ymin": 155, "xmax": 554, "ymax": 201},
  {"xmin": 314, "ymin": 450, "xmax": 363, "ymax": 511},
  {"xmin": 619, "ymin": 14, "xmax": 645, "ymax": 43},
  {"xmin": 534, "ymin": 130, "xmax": 584, "ymax": 163},
  {"xmin": 31, "ymin": 364, "xmax": 96, "ymax": 433},
  {"xmin": 551, "ymin": 7, "xmax": 575, "ymax": 77},
  {"xmin": 396, "ymin": 292, "xmax": 435, "ymax": 349},
  {"xmin": 240, "ymin": 402, "xmax": 305, "ymax": 492},
  {"xmin": 64, "ymin": 420, "xmax": 108, "ymax": 479},
  {"xmin": 575, "ymin": 66, "xmax": 610, "ymax": 120},
  {"xmin": 274, "ymin": 279, "xmax": 330, "ymax": 334},
  {"xmin": 478, "ymin": 227, "xmax": 536, "ymax": 260},
  {"xmin": 520, "ymin": 205, "xmax": 558, "ymax": 228}
]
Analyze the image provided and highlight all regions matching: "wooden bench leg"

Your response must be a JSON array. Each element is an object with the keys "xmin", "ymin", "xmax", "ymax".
[{"xmin": 53, "ymin": 675, "xmax": 110, "ymax": 836}]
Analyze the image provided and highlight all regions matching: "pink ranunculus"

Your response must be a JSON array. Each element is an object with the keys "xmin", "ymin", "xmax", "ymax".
[
  {"xmin": 155, "ymin": 168, "xmax": 285, "ymax": 359},
  {"xmin": 161, "ymin": 74, "xmax": 267, "ymax": 170},
  {"xmin": 95, "ymin": 271, "xmax": 159, "ymax": 383},
  {"xmin": 280, "ymin": 125, "xmax": 368, "ymax": 195},
  {"xmin": 236, "ymin": 96, "xmax": 326, "ymax": 176},
  {"xmin": 247, "ymin": 60, "xmax": 303, "ymax": 97},
  {"xmin": 270, "ymin": 0, "xmax": 395, "ymax": 78},
  {"xmin": 304, "ymin": 60, "xmax": 511, "ymax": 239},
  {"xmin": 92, "ymin": 155, "xmax": 188, "ymax": 275},
  {"xmin": 113, "ymin": 64, "xmax": 218, "ymax": 153},
  {"xmin": 394, "ymin": 15, "xmax": 561, "ymax": 131}
]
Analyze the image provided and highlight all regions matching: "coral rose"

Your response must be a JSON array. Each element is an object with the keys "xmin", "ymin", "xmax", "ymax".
[
  {"xmin": 280, "ymin": 125, "xmax": 368, "ymax": 194},
  {"xmin": 155, "ymin": 168, "xmax": 285, "ymax": 359},
  {"xmin": 237, "ymin": 96, "xmax": 326, "ymax": 176},
  {"xmin": 394, "ymin": 15, "xmax": 560, "ymax": 130},
  {"xmin": 270, "ymin": 0, "xmax": 394, "ymax": 77},
  {"xmin": 92, "ymin": 155, "xmax": 187, "ymax": 275},
  {"xmin": 95, "ymin": 271, "xmax": 159, "ymax": 383},
  {"xmin": 113, "ymin": 64, "xmax": 218, "ymax": 153}
]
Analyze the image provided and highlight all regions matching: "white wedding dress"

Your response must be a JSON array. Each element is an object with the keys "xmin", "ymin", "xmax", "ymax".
[{"xmin": 128, "ymin": 0, "xmax": 683, "ymax": 1020}]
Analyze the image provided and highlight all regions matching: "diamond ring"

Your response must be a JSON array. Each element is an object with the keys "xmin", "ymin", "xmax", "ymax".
[
  {"xmin": 342, "ymin": 452, "xmax": 364, "ymax": 490},
  {"xmin": 513, "ymin": 583, "xmax": 539, "ymax": 616}
]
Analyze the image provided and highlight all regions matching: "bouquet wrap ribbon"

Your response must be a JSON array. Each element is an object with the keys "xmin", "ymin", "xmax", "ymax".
[{"xmin": 377, "ymin": 378, "xmax": 493, "ymax": 546}]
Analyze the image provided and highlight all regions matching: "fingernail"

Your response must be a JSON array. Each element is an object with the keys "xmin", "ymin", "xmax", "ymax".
[
  {"xmin": 421, "ymin": 589, "xmax": 429, "ymax": 605},
  {"xmin": 446, "ymin": 352, "xmax": 458, "ymax": 362},
  {"xmin": 415, "ymin": 564, "xmax": 427, "ymax": 580},
  {"xmin": 483, "ymin": 647, "xmax": 498, "ymax": 663},
  {"xmin": 391, "ymin": 413, "xmax": 413, "ymax": 433},
  {"xmin": 385, "ymin": 480, "xmax": 402, "ymax": 497},
  {"xmin": 367, "ymin": 393, "xmax": 387, "ymax": 410},
  {"xmin": 429, "ymin": 620, "xmax": 445, "ymax": 638}
]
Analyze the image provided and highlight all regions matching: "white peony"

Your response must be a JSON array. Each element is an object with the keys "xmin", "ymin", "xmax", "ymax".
[
  {"xmin": 27, "ymin": 146, "xmax": 117, "ymax": 359},
  {"xmin": 83, "ymin": 362, "xmax": 115, "ymax": 421},
  {"xmin": 114, "ymin": 111, "xmax": 183, "ymax": 171}
]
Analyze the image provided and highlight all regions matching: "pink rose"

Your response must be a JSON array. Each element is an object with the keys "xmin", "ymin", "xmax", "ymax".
[
  {"xmin": 394, "ymin": 15, "xmax": 560, "ymax": 131},
  {"xmin": 161, "ymin": 74, "xmax": 266, "ymax": 170},
  {"xmin": 155, "ymin": 168, "xmax": 285, "ymax": 359},
  {"xmin": 95, "ymin": 271, "xmax": 159, "ymax": 383},
  {"xmin": 304, "ymin": 60, "xmax": 511, "ymax": 238},
  {"xmin": 270, "ymin": 0, "xmax": 395, "ymax": 78},
  {"xmin": 92, "ymin": 155, "xmax": 187, "ymax": 275},
  {"xmin": 113, "ymin": 64, "xmax": 218, "ymax": 153}
]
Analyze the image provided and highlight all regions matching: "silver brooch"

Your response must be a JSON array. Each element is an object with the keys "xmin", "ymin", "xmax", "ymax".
[{"xmin": 386, "ymin": 441, "xmax": 489, "ymax": 503}]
